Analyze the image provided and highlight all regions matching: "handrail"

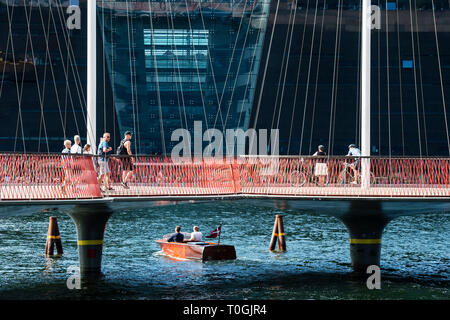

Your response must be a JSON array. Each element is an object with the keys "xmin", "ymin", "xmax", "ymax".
[{"xmin": 0, "ymin": 151, "xmax": 449, "ymax": 160}]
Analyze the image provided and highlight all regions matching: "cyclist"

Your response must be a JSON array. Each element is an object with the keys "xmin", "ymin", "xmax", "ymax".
[
  {"xmin": 313, "ymin": 145, "xmax": 327, "ymax": 186},
  {"xmin": 347, "ymin": 144, "xmax": 361, "ymax": 184}
]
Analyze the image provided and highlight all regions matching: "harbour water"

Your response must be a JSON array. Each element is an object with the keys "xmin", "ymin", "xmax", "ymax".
[{"xmin": 0, "ymin": 200, "xmax": 448, "ymax": 300}]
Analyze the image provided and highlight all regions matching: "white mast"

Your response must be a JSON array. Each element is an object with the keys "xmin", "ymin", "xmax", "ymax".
[
  {"xmin": 361, "ymin": 0, "xmax": 371, "ymax": 188},
  {"xmin": 87, "ymin": 0, "xmax": 97, "ymax": 152}
]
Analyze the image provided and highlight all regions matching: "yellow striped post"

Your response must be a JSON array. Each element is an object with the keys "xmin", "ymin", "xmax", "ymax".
[
  {"xmin": 350, "ymin": 239, "xmax": 382, "ymax": 245},
  {"xmin": 277, "ymin": 215, "xmax": 286, "ymax": 252},
  {"xmin": 77, "ymin": 240, "xmax": 104, "ymax": 246},
  {"xmin": 45, "ymin": 216, "xmax": 63, "ymax": 256},
  {"xmin": 269, "ymin": 216, "xmax": 279, "ymax": 251}
]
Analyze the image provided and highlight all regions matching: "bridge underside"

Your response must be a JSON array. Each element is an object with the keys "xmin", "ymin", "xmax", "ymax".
[{"xmin": 0, "ymin": 193, "xmax": 448, "ymax": 217}]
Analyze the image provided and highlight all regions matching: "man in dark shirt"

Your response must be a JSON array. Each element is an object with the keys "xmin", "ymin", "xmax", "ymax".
[{"xmin": 167, "ymin": 226, "xmax": 184, "ymax": 243}]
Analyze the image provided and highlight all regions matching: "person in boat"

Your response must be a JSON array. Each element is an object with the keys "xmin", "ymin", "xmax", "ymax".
[
  {"xmin": 184, "ymin": 226, "xmax": 203, "ymax": 242},
  {"xmin": 167, "ymin": 226, "xmax": 184, "ymax": 243}
]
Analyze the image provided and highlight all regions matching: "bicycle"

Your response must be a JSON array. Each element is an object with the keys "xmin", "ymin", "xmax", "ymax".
[
  {"xmin": 285, "ymin": 158, "xmax": 330, "ymax": 187},
  {"xmin": 337, "ymin": 161, "xmax": 375, "ymax": 185}
]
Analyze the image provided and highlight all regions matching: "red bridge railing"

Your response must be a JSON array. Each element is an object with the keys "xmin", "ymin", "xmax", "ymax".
[
  {"xmin": 237, "ymin": 156, "xmax": 450, "ymax": 197},
  {"xmin": 106, "ymin": 157, "xmax": 236, "ymax": 197},
  {"xmin": 0, "ymin": 153, "xmax": 101, "ymax": 200},
  {"xmin": 0, "ymin": 154, "xmax": 448, "ymax": 201}
]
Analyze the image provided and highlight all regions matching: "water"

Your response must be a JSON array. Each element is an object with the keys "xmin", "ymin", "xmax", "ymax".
[{"xmin": 0, "ymin": 200, "xmax": 448, "ymax": 300}]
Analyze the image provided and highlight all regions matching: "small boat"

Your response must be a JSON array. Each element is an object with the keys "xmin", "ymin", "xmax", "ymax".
[{"xmin": 155, "ymin": 233, "xmax": 236, "ymax": 261}]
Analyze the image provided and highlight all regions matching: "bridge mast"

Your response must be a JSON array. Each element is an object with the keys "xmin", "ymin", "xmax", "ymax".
[
  {"xmin": 87, "ymin": 0, "xmax": 97, "ymax": 152},
  {"xmin": 361, "ymin": 0, "xmax": 371, "ymax": 188}
]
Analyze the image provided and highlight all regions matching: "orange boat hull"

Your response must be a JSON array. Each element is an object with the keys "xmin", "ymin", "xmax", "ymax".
[{"xmin": 156, "ymin": 240, "xmax": 236, "ymax": 261}]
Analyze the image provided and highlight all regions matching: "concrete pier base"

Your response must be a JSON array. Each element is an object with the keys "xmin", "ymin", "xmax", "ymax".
[
  {"xmin": 340, "ymin": 201, "xmax": 390, "ymax": 273},
  {"xmin": 67, "ymin": 204, "xmax": 113, "ymax": 278}
]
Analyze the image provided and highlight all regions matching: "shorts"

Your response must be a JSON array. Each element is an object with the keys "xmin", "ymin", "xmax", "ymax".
[
  {"xmin": 314, "ymin": 163, "xmax": 328, "ymax": 176},
  {"xmin": 353, "ymin": 159, "xmax": 361, "ymax": 171},
  {"xmin": 98, "ymin": 160, "xmax": 110, "ymax": 175},
  {"xmin": 121, "ymin": 158, "xmax": 133, "ymax": 171}
]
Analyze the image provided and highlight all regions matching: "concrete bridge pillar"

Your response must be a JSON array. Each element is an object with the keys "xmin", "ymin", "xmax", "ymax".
[
  {"xmin": 340, "ymin": 201, "xmax": 390, "ymax": 273},
  {"xmin": 67, "ymin": 204, "xmax": 113, "ymax": 279}
]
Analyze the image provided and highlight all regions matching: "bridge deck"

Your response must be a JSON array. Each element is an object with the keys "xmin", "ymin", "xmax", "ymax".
[{"xmin": 1, "ymin": 184, "xmax": 448, "ymax": 202}]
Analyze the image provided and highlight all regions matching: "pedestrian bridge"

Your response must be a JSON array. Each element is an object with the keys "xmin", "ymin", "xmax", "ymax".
[{"xmin": 0, "ymin": 153, "xmax": 448, "ymax": 202}]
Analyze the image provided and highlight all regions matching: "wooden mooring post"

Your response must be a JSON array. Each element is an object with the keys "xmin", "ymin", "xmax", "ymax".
[
  {"xmin": 45, "ymin": 216, "xmax": 63, "ymax": 256},
  {"xmin": 269, "ymin": 215, "xmax": 286, "ymax": 252}
]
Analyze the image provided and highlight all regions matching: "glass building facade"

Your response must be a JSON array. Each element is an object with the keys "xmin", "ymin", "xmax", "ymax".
[
  {"xmin": 0, "ymin": 0, "xmax": 449, "ymax": 156},
  {"xmin": 252, "ymin": 0, "xmax": 450, "ymax": 156},
  {"xmin": 98, "ymin": 0, "xmax": 270, "ymax": 154},
  {"xmin": 0, "ymin": 0, "xmax": 115, "ymax": 152}
]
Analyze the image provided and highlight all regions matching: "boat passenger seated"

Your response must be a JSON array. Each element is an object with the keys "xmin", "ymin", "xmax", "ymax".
[
  {"xmin": 184, "ymin": 226, "xmax": 203, "ymax": 242},
  {"xmin": 167, "ymin": 226, "xmax": 184, "ymax": 243}
]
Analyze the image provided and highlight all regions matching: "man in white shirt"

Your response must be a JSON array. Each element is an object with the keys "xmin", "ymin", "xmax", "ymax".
[
  {"xmin": 70, "ymin": 135, "xmax": 83, "ymax": 154},
  {"xmin": 185, "ymin": 226, "xmax": 203, "ymax": 242},
  {"xmin": 347, "ymin": 144, "xmax": 361, "ymax": 184}
]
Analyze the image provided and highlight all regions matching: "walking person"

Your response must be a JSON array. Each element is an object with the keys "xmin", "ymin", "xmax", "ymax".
[
  {"xmin": 97, "ymin": 133, "xmax": 113, "ymax": 191},
  {"xmin": 116, "ymin": 131, "xmax": 133, "ymax": 189},
  {"xmin": 313, "ymin": 145, "xmax": 328, "ymax": 187},
  {"xmin": 70, "ymin": 135, "xmax": 83, "ymax": 154}
]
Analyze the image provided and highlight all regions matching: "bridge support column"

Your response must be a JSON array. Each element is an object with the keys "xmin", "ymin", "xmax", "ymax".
[
  {"xmin": 340, "ymin": 201, "xmax": 390, "ymax": 274},
  {"xmin": 67, "ymin": 204, "xmax": 113, "ymax": 279}
]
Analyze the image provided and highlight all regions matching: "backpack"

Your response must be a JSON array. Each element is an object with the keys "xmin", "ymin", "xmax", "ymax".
[{"xmin": 116, "ymin": 138, "xmax": 130, "ymax": 155}]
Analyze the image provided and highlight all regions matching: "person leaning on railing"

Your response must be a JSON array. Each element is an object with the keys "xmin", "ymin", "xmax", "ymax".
[
  {"xmin": 83, "ymin": 143, "xmax": 98, "ymax": 172},
  {"xmin": 83, "ymin": 144, "xmax": 92, "ymax": 155},
  {"xmin": 347, "ymin": 144, "xmax": 361, "ymax": 185},
  {"xmin": 62, "ymin": 140, "xmax": 71, "ymax": 154},
  {"xmin": 313, "ymin": 145, "xmax": 328, "ymax": 187},
  {"xmin": 97, "ymin": 133, "xmax": 113, "ymax": 191},
  {"xmin": 61, "ymin": 140, "xmax": 72, "ymax": 193},
  {"xmin": 70, "ymin": 135, "xmax": 83, "ymax": 154}
]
